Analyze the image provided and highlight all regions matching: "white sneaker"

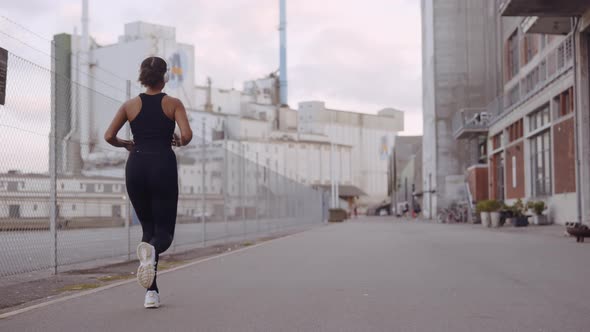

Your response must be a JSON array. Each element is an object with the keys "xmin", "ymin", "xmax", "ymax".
[
  {"xmin": 136, "ymin": 242, "xmax": 156, "ymax": 289},
  {"xmin": 144, "ymin": 291, "xmax": 160, "ymax": 308}
]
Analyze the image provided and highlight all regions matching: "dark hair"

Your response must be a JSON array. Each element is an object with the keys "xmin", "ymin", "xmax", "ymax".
[{"xmin": 138, "ymin": 57, "xmax": 167, "ymax": 88}]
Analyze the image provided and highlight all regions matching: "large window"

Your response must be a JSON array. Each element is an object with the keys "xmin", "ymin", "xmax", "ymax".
[
  {"xmin": 553, "ymin": 87, "xmax": 574, "ymax": 118},
  {"xmin": 530, "ymin": 130, "xmax": 552, "ymax": 196},
  {"xmin": 523, "ymin": 34, "xmax": 540, "ymax": 65},
  {"xmin": 507, "ymin": 31, "xmax": 520, "ymax": 80},
  {"xmin": 529, "ymin": 105, "xmax": 550, "ymax": 132},
  {"xmin": 508, "ymin": 119, "xmax": 523, "ymax": 143},
  {"xmin": 494, "ymin": 154, "xmax": 505, "ymax": 201}
]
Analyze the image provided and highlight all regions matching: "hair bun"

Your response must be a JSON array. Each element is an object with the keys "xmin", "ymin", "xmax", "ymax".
[{"xmin": 139, "ymin": 57, "xmax": 167, "ymax": 88}]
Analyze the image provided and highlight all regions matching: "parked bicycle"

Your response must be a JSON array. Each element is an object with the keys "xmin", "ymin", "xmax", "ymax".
[{"xmin": 437, "ymin": 204, "xmax": 469, "ymax": 224}]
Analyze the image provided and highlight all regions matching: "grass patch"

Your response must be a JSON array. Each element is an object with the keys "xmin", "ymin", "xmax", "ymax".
[
  {"xmin": 96, "ymin": 275, "xmax": 133, "ymax": 282},
  {"xmin": 242, "ymin": 241, "xmax": 255, "ymax": 247},
  {"xmin": 59, "ymin": 283, "xmax": 101, "ymax": 292},
  {"xmin": 157, "ymin": 260, "xmax": 186, "ymax": 271}
]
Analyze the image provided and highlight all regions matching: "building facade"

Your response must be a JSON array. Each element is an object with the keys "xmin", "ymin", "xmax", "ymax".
[{"xmin": 451, "ymin": 0, "xmax": 590, "ymax": 225}]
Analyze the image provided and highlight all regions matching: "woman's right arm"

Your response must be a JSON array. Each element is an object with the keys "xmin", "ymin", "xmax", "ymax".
[{"xmin": 174, "ymin": 98, "xmax": 193, "ymax": 146}]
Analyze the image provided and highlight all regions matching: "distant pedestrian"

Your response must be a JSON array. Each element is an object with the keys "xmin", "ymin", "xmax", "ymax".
[
  {"xmin": 104, "ymin": 56, "xmax": 193, "ymax": 308},
  {"xmin": 413, "ymin": 202, "xmax": 422, "ymax": 218},
  {"xmin": 403, "ymin": 203, "xmax": 410, "ymax": 217}
]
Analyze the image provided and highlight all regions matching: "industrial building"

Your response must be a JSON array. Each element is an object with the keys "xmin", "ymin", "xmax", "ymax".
[
  {"xmin": 420, "ymin": 0, "xmax": 501, "ymax": 219},
  {"xmin": 2, "ymin": 0, "xmax": 407, "ymax": 224}
]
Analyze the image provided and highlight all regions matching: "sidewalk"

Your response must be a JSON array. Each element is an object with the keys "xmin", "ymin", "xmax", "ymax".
[{"xmin": 1, "ymin": 217, "xmax": 589, "ymax": 332}]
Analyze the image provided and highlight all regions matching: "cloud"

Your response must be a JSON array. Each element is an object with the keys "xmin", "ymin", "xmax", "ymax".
[{"xmin": 2, "ymin": 0, "xmax": 423, "ymax": 135}]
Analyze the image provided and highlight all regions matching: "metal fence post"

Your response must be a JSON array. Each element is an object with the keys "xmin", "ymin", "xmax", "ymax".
[
  {"xmin": 241, "ymin": 143, "xmax": 246, "ymax": 240},
  {"xmin": 255, "ymin": 152, "xmax": 260, "ymax": 234},
  {"xmin": 49, "ymin": 41, "xmax": 58, "ymax": 274},
  {"xmin": 266, "ymin": 165, "xmax": 270, "ymax": 232},
  {"xmin": 125, "ymin": 79, "xmax": 131, "ymax": 259},
  {"xmin": 201, "ymin": 117, "xmax": 206, "ymax": 247},
  {"xmin": 223, "ymin": 132, "xmax": 229, "ymax": 243},
  {"xmin": 275, "ymin": 160, "xmax": 279, "ymax": 231}
]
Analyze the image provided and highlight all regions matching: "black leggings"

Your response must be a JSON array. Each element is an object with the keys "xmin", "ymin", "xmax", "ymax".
[{"xmin": 126, "ymin": 148, "xmax": 178, "ymax": 291}]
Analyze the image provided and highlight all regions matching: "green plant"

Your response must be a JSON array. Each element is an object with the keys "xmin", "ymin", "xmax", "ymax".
[
  {"xmin": 488, "ymin": 200, "xmax": 502, "ymax": 212},
  {"xmin": 510, "ymin": 199, "xmax": 527, "ymax": 218},
  {"xmin": 476, "ymin": 200, "xmax": 490, "ymax": 214},
  {"xmin": 476, "ymin": 200, "xmax": 502, "ymax": 213},
  {"xmin": 527, "ymin": 201, "xmax": 546, "ymax": 215}
]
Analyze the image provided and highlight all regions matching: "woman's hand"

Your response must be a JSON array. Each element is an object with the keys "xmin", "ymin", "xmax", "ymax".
[
  {"xmin": 172, "ymin": 133, "xmax": 182, "ymax": 147},
  {"xmin": 120, "ymin": 139, "xmax": 135, "ymax": 152}
]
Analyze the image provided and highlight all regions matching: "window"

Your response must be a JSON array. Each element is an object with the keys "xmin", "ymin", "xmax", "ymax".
[
  {"xmin": 554, "ymin": 87, "xmax": 574, "ymax": 118},
  {"xmin": 529, "ymin": 105, "xmax": 550, "ymax": 132},
  {"xmin": 494, "ymin": 154, "xmax": 505, "ymax": 201},
  {"xmin": 72, "ymin": 204, "xmax": 76, "ymax": 211},
  {"xmin": 530, "ymin": 130, "xmax": 552, "ymax": 196},
  {"xmin": 512, "ymin": 156, "xmax": 517, "ymax": 189},
  {"xmin": 33, "ymin": 204, "xmax": 38, "ymax": 211},
  {"xmin": 506, "ymin": 30, "xmax": 520, "ymax": 80},
  {"xmin": 523, "ymin": 34, "xmax": 540, "ymax": 65},
  {"xmin": 492, "ymin": 133, "xmax": 503, "ymax": 150},
  {"xmin": 508, "ymin": 119, "xmax": 523, "ymax": 142}
]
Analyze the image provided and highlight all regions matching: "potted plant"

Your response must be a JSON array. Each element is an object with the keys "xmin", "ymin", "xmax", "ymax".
[
  {"xmin": 509, "ymin": 199, "xmax": 529, "ymax": 227},
  {"xmin": 476, "ymin": 200, "xmax": 491, "ymax": 227},
  {"xmin": 489, "ymin": 200, "xmax": 502, "ymax": 228},
  {"xmin": 527, "ymin": 201, "xmax": 550, "ymax": 225}
]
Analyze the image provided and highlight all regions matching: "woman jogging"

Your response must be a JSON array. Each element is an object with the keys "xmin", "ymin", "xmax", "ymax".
[{"xmin": 104, "ymin": 56, "xmax": 192, "ymax": 308}]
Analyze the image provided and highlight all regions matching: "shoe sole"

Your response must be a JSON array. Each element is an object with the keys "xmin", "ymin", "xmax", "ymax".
[
  {"xmin": 136, "ymin": 243, "xmax": 156, "ymax": 289},
  {"xmin": 144, "ymin": 302, "xmax": 160, "ymax": 309}
]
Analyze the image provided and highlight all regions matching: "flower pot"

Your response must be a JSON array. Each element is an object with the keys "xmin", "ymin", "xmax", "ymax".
[
  {"xmin": 490, "ymin": 212, "xmax": 501, "ymax": 228},
  {"xmin": 480, "ymin": 212, "xmax": 491, "ymax": 227},
  {"xmin": 532, "ymin": 215, "xmax": 550, "ymax": 225},
  {"xmin": 511, "ymin": 216, "xmax": 529, "ymax": 227}
]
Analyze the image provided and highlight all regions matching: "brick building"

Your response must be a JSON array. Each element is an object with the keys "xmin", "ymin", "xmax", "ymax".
[{"xmin": 453, "ymin": 0, "xmax": 590, "ymax": 225}]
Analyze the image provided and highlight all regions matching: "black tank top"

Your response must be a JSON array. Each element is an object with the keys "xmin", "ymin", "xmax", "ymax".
[{"xmin": 131, "ymin": 93, "xmax": 175, "ymax": 150}]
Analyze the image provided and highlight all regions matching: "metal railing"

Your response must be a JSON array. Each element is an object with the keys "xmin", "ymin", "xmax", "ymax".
[
  {"xmin": 452, "ymin": 108, "xmax": 490, "ymax": 138},
  {"xmin": 454, "ymin": 33, "xmax": 574, "ymax": 138}
]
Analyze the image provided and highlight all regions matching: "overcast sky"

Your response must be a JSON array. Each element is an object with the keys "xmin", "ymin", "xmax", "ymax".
[{"xmin": 2, "ymin": 0, "xmax": 423, "ymax": 135}]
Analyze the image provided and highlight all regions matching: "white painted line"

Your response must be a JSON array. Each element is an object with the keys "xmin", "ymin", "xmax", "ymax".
[{"xmin": 0, "ymin": 229, "xmax": 314, "ymax": 320}]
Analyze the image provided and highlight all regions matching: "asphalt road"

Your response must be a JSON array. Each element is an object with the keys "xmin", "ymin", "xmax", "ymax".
[{"xmin": 1, "ymin": 218, "xmax": 589, "ymax": 332}]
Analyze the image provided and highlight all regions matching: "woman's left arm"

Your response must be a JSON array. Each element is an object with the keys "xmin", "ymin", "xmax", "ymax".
[{"xmin": 104, "ymin": 102, "xmax": 134, "ymax": 151}]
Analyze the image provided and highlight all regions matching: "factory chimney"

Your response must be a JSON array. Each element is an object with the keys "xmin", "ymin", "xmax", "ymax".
[{"xmin": 279, "ymin": 0, "xmax": 288, "ymax": 106}]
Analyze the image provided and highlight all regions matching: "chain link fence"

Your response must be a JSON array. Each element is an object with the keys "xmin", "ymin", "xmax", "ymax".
[{"xmin": 0, "ymin": 30, "xmax": 324, "ymax": 278}]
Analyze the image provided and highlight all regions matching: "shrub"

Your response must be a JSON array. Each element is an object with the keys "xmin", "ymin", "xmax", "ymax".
[
  {"xmin": 527, "ymin": 201, "xmax": 546, "ymax": 215},
  {"xmin": 476, "ymin": 200, "xmax": 490, "ymax": 214},
  {"xmin": 488, "ymin": 200, "xmax": 502, "ymax": 212},
  {"xmin": 510, "ymin": 199, "xmax": 527, "ymax": 218},
  {"xmin": 476, "ymin": 200, "xmax": 502, "ymax": 213}
]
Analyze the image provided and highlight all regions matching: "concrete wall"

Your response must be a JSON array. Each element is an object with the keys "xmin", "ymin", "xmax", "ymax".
[{"xmin": 421, "ymin": 0, "xmax": 500, "ymax": 217}]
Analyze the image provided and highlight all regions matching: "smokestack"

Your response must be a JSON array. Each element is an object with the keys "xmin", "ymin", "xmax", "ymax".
[
  {"xmin": 279, "ymin": 0, "xmax": 288, "ymax": 106},
  {"xmin": 80, "ymin": 0, "xmax": 91, "ymax": 162},
  {"xmin": 82, "ymin": 0, "xmax": 89, "ymax": 53}
]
